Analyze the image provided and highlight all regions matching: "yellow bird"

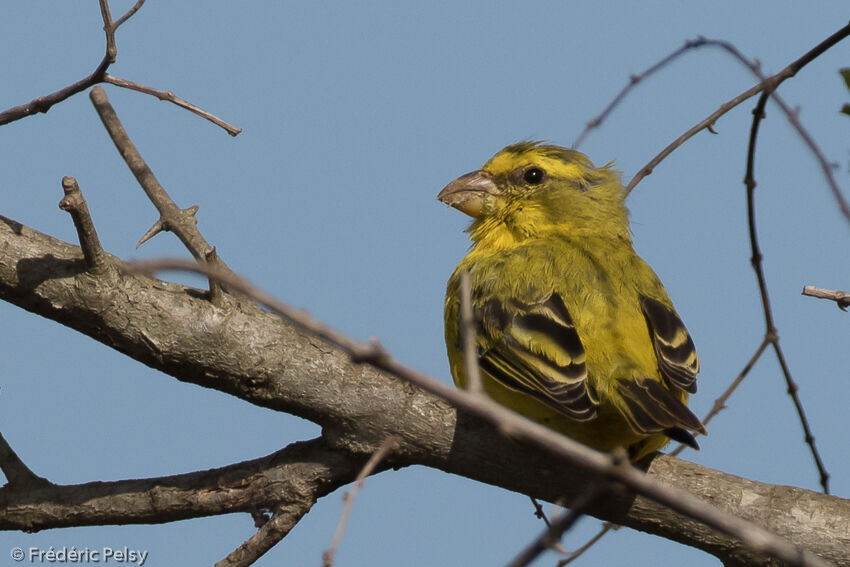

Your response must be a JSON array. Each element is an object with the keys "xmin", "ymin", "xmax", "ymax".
[{"xmin": 440, "ymin": 142, "xmax": 704, "ymax": 459}]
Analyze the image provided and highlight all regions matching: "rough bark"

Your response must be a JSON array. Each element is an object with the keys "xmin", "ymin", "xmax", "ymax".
[{"xmin": 1, "ymin": 215, "xmax": 848, "ymax": 566}]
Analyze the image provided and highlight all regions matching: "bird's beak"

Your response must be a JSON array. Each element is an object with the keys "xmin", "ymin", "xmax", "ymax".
[{"xmin": 437, "ymin": 170, "xmax": 499, "ymax": 218}]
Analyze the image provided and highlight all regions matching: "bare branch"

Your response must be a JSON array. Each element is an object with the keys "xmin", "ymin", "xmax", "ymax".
[
  {"xmin": 58, "ymin": 177, "xmax": 108, "ymax": 272},
  {"xmin": 113, "ymin": 0, "xmax": 146, "ymax": 31},
  {"xmin": 322, "ymin": 436, "xmax": 400, "ymax": 567},
  {"xmin": 627, "ymin": 21, "xmax": 850, "ymax": 193},
  {"xmin": 103, "ymin": 75, "xmax": 242, "ymax": 136},
  {"xmin": 205, "ymin": 246, "xmax": 224, "ymax": 305},
  {"xmin": 0, "ymin": 433, "xmax": 51, "ymax": 490},
  {"xmin": 0, "ymin": 2, "xmax": 239, "ymax": 135},
  {"xmin": 1, "ymin": 219, "xmax": 846, "ymax": 564},
  {"xmin": 745, "ymin": 87, "xmax": 830, "ymax": 493},
  {"xmin": 670, "ymin": 338, "xmax": 770, "ymax": 458},
  {"xmin": 607, "ymin": 25, "xmax": 846, "ymax": 490},
  {"xmin": 607, "ymin": 336, "xmax": 771, "ymax": 557},
  {"xmin": 88, "ymin": 86, "xmax": 236, "ymax": 300},
  {"xmin": 89, "ymin": 87, "xmax": 208, "ymax": 259},
  {"xmin": 0, "ymin": 69, "xmax": 108, "ymax": 127},
  {"xmin": 802, "ymin": 286, "xmax": 850, "ymax": 311},
  {"xmin": 557, "ymin": 523, "xmax": 617, "ymax": 566},
  {"xmin": 529, "ymin": 497, "xmax": 553, "ymax": 529},
  {"xmin": 704, "ymin": 339, "xmax": 769, "ymax": 428},
  {"xmin": 98, "ymin": 0, "xmax": 118, "ymax": 62},
  {"xmin": 507, "ymin": 483, "xmax": 606, "ymax": 567},
  {"xmin": 126, "ymin": 257, "xmax": 834, "ymax": 567},
  {"xmin": 459, "ymin": 270, "xmax": 483, "ymax": 393},
  {"xmin": 0, "ymin": 439, "xmax": 358, "ymax": 533},
  {"xmin": 572, "ymin": 38, "xmax": 707, "ymax": 150},
  {"xmin": 214, "ymin": 504, "xmax": 308, "ymax": 567},
  {"xmin": 0, "ymin": 1, "xmax": 146, "ymax": 125},
  {"xmin": 719, "ymin": 40, "xmax": 850, "ymax": 227}
]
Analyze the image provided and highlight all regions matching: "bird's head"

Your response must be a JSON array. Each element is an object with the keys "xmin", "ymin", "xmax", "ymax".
[{"xmin": 438, "ymin": 142, "xmax": 629, "ymax": 245}]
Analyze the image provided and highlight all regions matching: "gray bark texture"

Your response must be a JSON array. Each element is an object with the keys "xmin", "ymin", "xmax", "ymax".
[{"xmin": 1, "ymin": 215, "xmax": 848, "ymax": 566}]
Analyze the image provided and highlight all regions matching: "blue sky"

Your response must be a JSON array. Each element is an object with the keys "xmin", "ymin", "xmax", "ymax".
[{"xmin": 2, "ymin": 2, "xmax": 849, "ymax": 566}]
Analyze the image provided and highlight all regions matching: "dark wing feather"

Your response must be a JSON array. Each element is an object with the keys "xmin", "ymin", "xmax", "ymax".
[
  {"xmin": 477, "ymin": 294, "xmax": 597, "ymax": 422},
  {"xmin": 618, "ymin": 378, "xmax": 706, "ymax": 438},
  {"xmin": 640, "ymin": 296, "xmax": 699, "ymax": 393}
]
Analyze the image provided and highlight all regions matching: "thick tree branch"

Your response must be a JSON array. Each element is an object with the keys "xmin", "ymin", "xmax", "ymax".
[
  {"xmin": 126, "ymin": 259, "xmax": 827, "ymax": 567},
  {"xmin": 0, "ymin": 437, "xmax": 359, "ymax": 532},
  {"xmin": 0, "ymin": 215, "xmax": 848, "ymax": 565}
]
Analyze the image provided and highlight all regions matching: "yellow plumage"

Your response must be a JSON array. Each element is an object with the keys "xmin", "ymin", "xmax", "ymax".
[{"xmin": 439, "ymin": 142, "xmax": 704, "ymax": 459}]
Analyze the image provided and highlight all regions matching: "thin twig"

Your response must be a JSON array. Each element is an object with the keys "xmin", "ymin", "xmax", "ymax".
[
  {"xmin": 98, "ymin": 0, "xmax": 118, "ymax": 61},
  {"xmin": 587, "ymin": 341, "xmax": 772, "ymax": 557},
  {"xmin": 554, "ymin": 24, "xmax": 850, "ymax": 552},
  {"xmin": 529, "ymin": 497, "xmax": 553, "ymax": 529},
  {"xmin": 214, "ymin": 504, "xmax": 302, "ymax": 567},
  {"xmin": 506, "ymin": 484, "xmax": 606, "ymax": 567},
  {"xmin": 562, "ymin": 30, "xmax": 850, "ymax": 559},
  {"xmin": 103, "ymin": 75, "xmax": 242, "ymax": 136},
  {"xmin": 113, "ymin": 0, "xmax": 146, "ymax": 30},
  {"xmin": 322, "ymin": 436, "xmax": 400, "ymax": 567},
  {"xmin": 702, "ymin": 338, "xmax": 769, "ymax": 429},
  {"xmin": 802, "ymin": 286, "xmax": 850, "ymax": 311},
  {"xmin": 557, "ymin": 523, "xmax": 618, "ymax": 567},
  {"xmin": 58, "ymin": 176, "xmax": 108, "ymax": 272},
  {"xmin": 0, "ymin": 1, "xmax": 143, "ymax": 125},
  {"xmin": 626, "ymin": 79, "xmax": 764, "ymax": 193},
  {"xmin": 626, "ymin": 22, "xmax": 850, "ymax": 193},
  {"xmin": 459, "ymin": 270, "xmax": 483, "ymax": 393},
  {"xmin": 714, "ymin": 39, "xmax": 850, "ymax": 225},
  {"xmin": 572, "ymin": 38, "xmax": 707, "ymax": 150},
  {"xmin": 745, "ymin": 87, "xmax": 830, "ymax": 493},
  {"xmin": 669, "ymin": 338, "xmax": 770, "ymax": 458},
  {"xmin": 0, "ymin": 1, "xmax": 239, "ymax": 135},
  {"xmin": 126, "ymin": 257, "xmax": 832, "ymax": 567}
]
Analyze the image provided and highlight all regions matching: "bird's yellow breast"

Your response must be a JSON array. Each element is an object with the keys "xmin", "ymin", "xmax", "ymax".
[{"xmin": 445, "ymin": 234, "xmax": 680, "ymax": 454}]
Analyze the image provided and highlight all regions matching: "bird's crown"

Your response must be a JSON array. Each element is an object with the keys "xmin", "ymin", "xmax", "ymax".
[{"xmin": 481, "ymin": 141, "xmax": 600, "ymax": 192}]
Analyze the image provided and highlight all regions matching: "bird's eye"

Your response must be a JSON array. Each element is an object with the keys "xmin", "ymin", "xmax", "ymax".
[{"xmin": 523, "ymin": 167, "xmax": 545, "ymax": 185}]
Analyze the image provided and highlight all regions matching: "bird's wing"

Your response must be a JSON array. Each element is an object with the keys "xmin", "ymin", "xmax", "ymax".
[
  {"xmin": 613, "ymin": 295, "xmax": 705, "ymax": 445},
  {"xmin": 617, "ymin": 377, "xmax": 706, "ymax": 446},
  {"xmin": 476, "ymin": 293, "xmax": 597, "ymax": 421},
  {"xmin": 639, "ymin": 295, "xmax": 699, "ymax": 393}
]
